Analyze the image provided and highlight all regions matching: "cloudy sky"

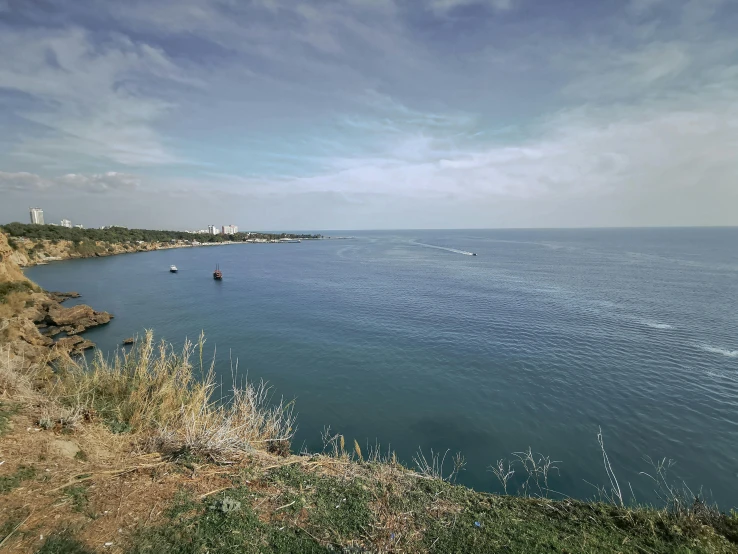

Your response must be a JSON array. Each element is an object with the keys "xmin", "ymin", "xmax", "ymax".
[{"xmin": 0, "ymin": 0, "xmax": 736, "ymax": 230}]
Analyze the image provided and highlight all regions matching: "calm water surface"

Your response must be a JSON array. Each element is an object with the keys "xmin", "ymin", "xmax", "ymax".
[{"xmin": 26, "ymin": 229, "xmax": 738, "ymax": 507}]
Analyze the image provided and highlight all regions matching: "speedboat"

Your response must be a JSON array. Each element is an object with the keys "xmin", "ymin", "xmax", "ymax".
[{"xmin": 170, "ymin": 265, "xmax": 178, "ymax": 273}]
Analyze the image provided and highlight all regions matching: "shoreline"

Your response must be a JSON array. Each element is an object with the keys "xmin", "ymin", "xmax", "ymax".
[
  {"xmin": 0, "ymin": 222, "xmax": 328, "ymax": 269},
  {"xmin": 12, "ymin": 236, "xmax": 341, "ymax": 269}
]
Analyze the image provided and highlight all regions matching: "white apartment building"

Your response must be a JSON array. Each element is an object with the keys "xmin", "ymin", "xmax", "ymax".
[
  {"xmin": 61, "ymin": 219, "xmax": 72, "ymax": 228},
  {"xmin": 222, "ymin": 224, "xmax": 238, "ymax": 235},
  {"xmin": 29, "ymin": 207, "xmax": 44, "ymax": 225},
  {"xmin": 208, "ymin": 225, "xmax": 220, "ymax": 235}
]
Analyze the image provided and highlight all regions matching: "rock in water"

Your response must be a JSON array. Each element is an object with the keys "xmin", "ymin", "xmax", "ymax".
[
  {"xmin": 54, "ymin": 335, "xmax": 96, "ymax": 355},
  {"xmin": 48, "ymin": 291, "xmax": 81, "ymax": 303},
  {"xmin": 45, "ymin": 304, "xmax": 113, "ymax": 332}
]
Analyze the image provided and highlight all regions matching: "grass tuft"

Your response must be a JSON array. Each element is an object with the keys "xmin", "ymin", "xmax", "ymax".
[
  {"xmin": 47, "ymin": 331, "xmax": 296, "ymax": 459},
  {"xmin": 36, "ymin": 532, "xmax": 94, "ymax": 554},
  {"xmin": 0, "ymin": 401, "xmax": 19, "ymax": 435},
  {"xmin": 0, "ymin": 465, "xmax": 36, "ymax": 494}
]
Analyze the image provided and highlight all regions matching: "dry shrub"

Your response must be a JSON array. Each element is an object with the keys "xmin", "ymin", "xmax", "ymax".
[
  {"xmin": 48, "ymin": 330, "xmax": 296, "ymax": 459},
  {"xmin": 0, "ymin": 290, "xmax": 33, "ymax": 320},
  {"xmin": 0, "ymin": 346, "xmax": 35, "ymax": 398}
]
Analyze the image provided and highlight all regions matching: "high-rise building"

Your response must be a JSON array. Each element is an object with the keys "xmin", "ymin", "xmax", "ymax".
[
  {"xmin": 29, "ymin": 207, "xmax": 44, "ymax": 225},
  {"xmin": 222, "ymin": 224, "xmax": 238, "ymax": 235},
  {"xmin": 61, "ymin": 219, "xmax": 72, "ymax": 228},
  {"xmin": 208, "ymin": 225, "xmax": 219, "ymax": 235}
]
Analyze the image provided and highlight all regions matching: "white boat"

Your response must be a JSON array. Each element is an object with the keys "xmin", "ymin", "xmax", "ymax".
[{"xmin": 170, "ymin": 265, "xmax": 178, "ymax": 273}]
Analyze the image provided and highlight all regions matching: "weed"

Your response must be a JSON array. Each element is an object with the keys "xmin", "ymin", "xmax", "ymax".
[
  {"xmin": 36, "ymin": 532, "xmax": 94, "ymax": 554},
  {"xmin": 0, "ymin": 465, "xmax": 36, "ymax": 494},
  {"xmin": 63, "ymin": 484, "xmax": 90, "ymax": 513},
  {"xmin": 413, "ymin": 448, "xmax": 466, "ymax": 483},
  {"xmin": 74, "ymin": 450, "xmax": 88, "ymax": 462},
  {"xmin": 0, "ymin": 508, "xmax": 31, "ymax": 546},
  {"xmin": 104, "ymin": 418, "xmax": 132, "ymax": 434},
  {"xmin": 0, "ymin": 401, "xmax": 19, "ymax": 435},
  {"xmin": 164, "ymin": 488, "xmax": 200, "ymax": 520}
]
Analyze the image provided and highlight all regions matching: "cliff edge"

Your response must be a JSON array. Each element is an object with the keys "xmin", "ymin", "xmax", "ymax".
[{"xmin": 0, "ymin": 231, "xmax": 113, "ymax": 366}]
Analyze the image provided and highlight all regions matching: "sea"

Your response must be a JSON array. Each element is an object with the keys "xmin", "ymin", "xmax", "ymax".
[{"xmin": 25, "ymin": 228, "xmax": 738, "ymax": 508}]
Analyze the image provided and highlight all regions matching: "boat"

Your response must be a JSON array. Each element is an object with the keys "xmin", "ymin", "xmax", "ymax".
[
  {"xmin": 472, "ymin": 253, "xmax": 477, "ymax": 256},
  {"xmin": 170, "ymin": 265, "xmax": 178, "ymax": 273},
  {"xmin": 213, "ymin": 264, "xmax": 222, "ymax": 280}
]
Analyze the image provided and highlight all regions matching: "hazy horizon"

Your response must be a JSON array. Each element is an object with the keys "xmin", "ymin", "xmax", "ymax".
[
  {"xmin": 4, "ymin": 219, "xmax": 737, "ymax": 233},
  {"xmin": 1, "ymin": 0, "xmax": 737, "ymax": 230}
]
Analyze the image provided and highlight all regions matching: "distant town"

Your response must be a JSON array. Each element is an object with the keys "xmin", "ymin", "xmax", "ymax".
[{"xmin": 29, "ymin": 207, "xmax": 241, "ymax": 236}]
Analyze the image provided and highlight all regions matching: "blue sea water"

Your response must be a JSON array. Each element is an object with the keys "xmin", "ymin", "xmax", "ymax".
[{"xmin": 25, "ymin": 228, "xmax": 738, "ymax": 507}]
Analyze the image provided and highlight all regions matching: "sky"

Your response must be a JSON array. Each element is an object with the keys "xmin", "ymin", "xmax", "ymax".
[{"xmin": 0, "ymin": 0, "xmax": 737, "ymax": 230}]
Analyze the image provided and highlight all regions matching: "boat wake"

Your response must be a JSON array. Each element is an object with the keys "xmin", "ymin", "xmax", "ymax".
[
  {"xmin": 640, "ymin": 320, "xmax": 673, "ymax": 330},
  {"xmin": 698, "ymin": 344, "xmax": 738, "ymax": 358},
  {"xmin": 413, "ymin": 242, "xmax": 476, "ymax": 256}
]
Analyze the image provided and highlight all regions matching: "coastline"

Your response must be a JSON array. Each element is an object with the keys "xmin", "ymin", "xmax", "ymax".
[
  {"xmin": 2, "ymin": 229, "xmax": 737, "ymax": 553},
  {"xmin": 11, "ymin": 236, "xmax": 332, "ymax": 269},
  {"xmin": 0, "ymin": 222, "xmax": 326, "ymax": 268}
]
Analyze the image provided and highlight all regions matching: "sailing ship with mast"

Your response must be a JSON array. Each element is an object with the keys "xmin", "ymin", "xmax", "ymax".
[{"xmin": 213, "ymin": 264, "xmax": 222, "ymax": 280}]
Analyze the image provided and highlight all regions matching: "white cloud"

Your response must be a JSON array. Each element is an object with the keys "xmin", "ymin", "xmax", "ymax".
[
  {"xmin": 241, "ymin": 65, "xmax": 738, "ymax": 222},
  {"xmin": 0, "ymin": 171, "xmax": 141, "ymax": 193},
  {"xmin": 0, "ymin": 28, "xmax": 194, "ymax": 168},
  {"xmin": 1, "ymin": 0, "xmax": 737, "ymax": 228},
  {"xmin": 428, "ymin": 0, "xmax": 514, "ymax": 15}
]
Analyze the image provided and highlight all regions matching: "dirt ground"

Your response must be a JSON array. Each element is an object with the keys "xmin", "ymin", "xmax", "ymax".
[{"xmin": 0, "ymin": 407, "xmax": 246, "ymax": 553}]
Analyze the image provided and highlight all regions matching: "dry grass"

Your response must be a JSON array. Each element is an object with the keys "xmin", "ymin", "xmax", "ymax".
[
  {"xmin": 46, "ymin": 331, "xmax": 296, "ymax": 460},
  {"xmin": 0, "ymin": 345, "xmax": 35, "ymax": 399},
  {"xmin": 0, "ymin": 290, "xmax": 33, "ymax": 320}
]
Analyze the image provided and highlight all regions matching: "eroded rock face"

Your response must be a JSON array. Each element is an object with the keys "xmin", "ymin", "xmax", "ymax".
[
  {"xmin": 45, "ymin": 304, "xmax": 113, "ymax": 333},
  {"xmin": 1, "ymin": 232, "xmax": 114, "ymax": 369},
  {"xmin": 1, "ymin": 317, "xmax": 54, "ymax": 366},
  {"xmin": 54, "ymin": 335, "xmax": 96, "ymax": 355},
  {"xmin": 47, "ymin": 291, "xmax": 81, "ymax": 303}
]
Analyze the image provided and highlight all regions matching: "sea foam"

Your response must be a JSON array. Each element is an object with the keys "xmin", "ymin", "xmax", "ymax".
[{"xmin": 699, "ymin": 345, "xmax": 738, "ymax": 358}]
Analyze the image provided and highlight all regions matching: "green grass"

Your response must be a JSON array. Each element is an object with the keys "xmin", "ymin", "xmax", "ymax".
[
  {"xmin": 0, "ymin": 508, "xmax": 30, "ymax": 546},
  {"xmin": 0, "ymin": 466, "xmax": 36, "ymax": 494},
  {"xmin": 120, "ymin": 462, "xmax": 738, "ymax": 553},
  {"xmin": 127, "ymin": 488, "xmax": 330, "ymax": 554},
  {"xmin": 0, "ymin": 401, "xmax": 19, "ymax": 435},
  {"xmin": 62, "ymin": 482, "xmax": 97, "ymax": 519},
  {"xmin": 36, "ymin": 532, "xmax": 94, "ymax": 554},
  {"xmin": 16, "ymin": 461, "xmax": 738, "ymax": 553},
  {"xmin": 389, "ymin": 477, "xmax": 738, "ymax": 554}
]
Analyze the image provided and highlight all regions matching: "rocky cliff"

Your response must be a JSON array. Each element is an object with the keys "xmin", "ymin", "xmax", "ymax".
[
  {"xmin": 0, "ymin": 232, "xmax": 113, "ymax": 366},
  {"xmin": 10, "ymin": 237, "xmax": 178, "ymax": 267}
]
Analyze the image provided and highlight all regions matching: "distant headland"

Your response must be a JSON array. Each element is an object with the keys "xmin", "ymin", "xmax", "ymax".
[{"xmin": 0, "ymin": 222, "xmax": 324, "ymax": 267}]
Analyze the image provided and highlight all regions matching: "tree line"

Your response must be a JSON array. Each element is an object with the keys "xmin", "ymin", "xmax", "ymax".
[{"xmin": 0, "ymin": 222, "xmax": 322, "ymax": 245}]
